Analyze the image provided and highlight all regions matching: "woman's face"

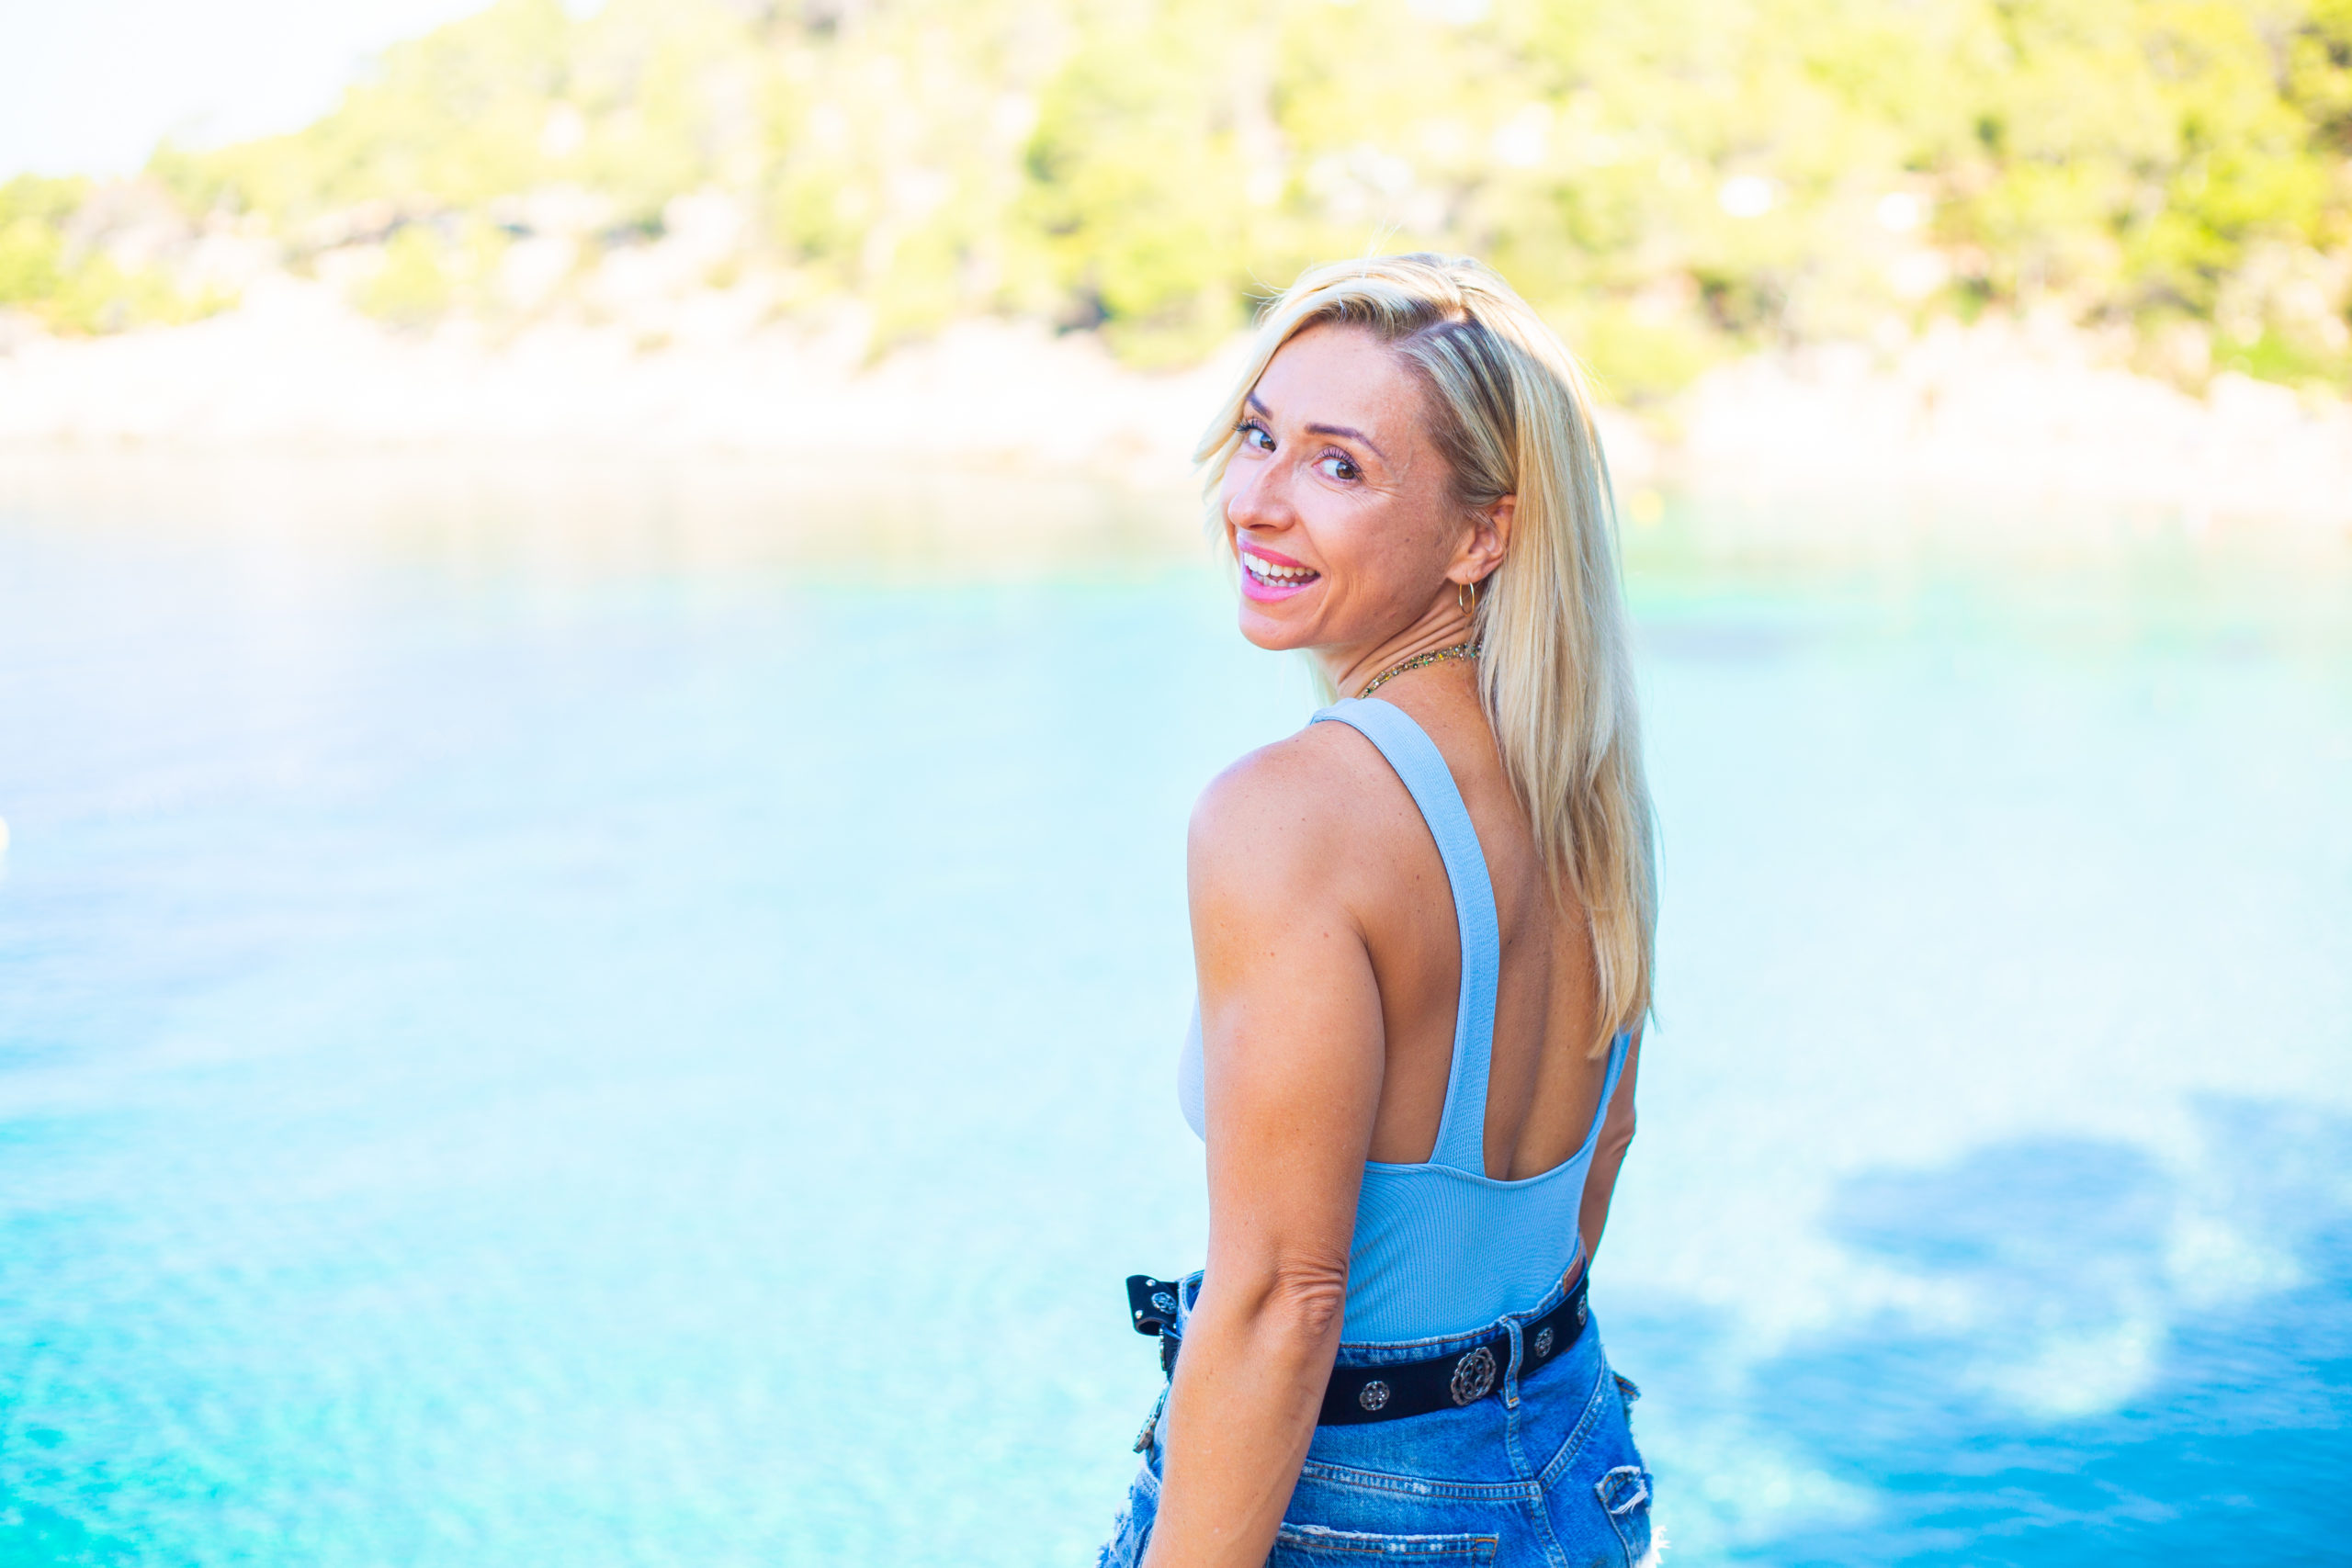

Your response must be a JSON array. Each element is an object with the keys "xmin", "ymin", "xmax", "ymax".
[{"xmin": 1220, "ymin": 321, "xmax": 1498, "ymax": 660}]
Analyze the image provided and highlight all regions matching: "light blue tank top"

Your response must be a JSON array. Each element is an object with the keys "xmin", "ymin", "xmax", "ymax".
[{"xmin": 1179, "ymin": 696, "xmax": 1631, "ymax": 1343}]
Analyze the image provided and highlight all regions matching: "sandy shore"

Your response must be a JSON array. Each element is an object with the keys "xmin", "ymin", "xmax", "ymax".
[
  {"xmin": 1671, "ymin": 320, "xmax": 2352, "ymax": 532},
  {"xmin": 3, "ymin": 277, "xmax": 2346, "ymax": 536}
]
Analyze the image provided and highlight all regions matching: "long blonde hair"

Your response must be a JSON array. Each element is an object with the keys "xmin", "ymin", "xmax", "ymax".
[{"xmin": 1195, "ymin": 254, "xmax": 1657, "ymax": 1055}]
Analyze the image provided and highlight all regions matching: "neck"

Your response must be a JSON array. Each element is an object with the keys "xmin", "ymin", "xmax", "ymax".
[{"xmin": 1317, "ymin": 604, "xmax": 1479, "ymax": 699}]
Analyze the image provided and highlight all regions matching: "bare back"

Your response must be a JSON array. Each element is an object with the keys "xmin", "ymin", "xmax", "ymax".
[{"xmin": 1286, "ymin": 664, "xmax": 1610, "ymax": 1180}]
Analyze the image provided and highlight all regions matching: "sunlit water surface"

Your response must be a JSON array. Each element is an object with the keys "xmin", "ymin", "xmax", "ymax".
[{"xmin": 2, "ymin": 461, "xmax": 2347, "ymax": 1564}]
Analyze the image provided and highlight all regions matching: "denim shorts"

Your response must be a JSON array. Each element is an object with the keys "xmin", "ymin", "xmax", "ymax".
[{"xmin": 1099, "ymin": 1272, "xmax": 1657, "ymax": 1567}]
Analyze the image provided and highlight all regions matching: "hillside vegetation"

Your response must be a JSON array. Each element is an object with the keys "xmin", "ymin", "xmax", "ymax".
[{"xmin": 4, "ymin": 0, "xmax": 2349, "ymax": 396}]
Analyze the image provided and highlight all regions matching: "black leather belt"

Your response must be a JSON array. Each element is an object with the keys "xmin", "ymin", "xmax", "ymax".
[{"xmin": 1125, "ymin": 1270, "xmax": 1591, "ymax": 1426}]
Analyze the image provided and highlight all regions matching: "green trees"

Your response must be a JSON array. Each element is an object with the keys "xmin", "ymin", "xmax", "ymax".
[
  {"xmin": 1015, "ymin": 0, "xmax": 2352, "ymax": 386},
  {"xmin": 0, "ymin": 174, "xmax": 219, "ymax": 333},
  {"xmin": 2, "ymin": 0, "xmax": 2344, "ymax": 391},
  {"xmin": 0, "ymin": 178, "xmax": 77, "ymax": 313}
]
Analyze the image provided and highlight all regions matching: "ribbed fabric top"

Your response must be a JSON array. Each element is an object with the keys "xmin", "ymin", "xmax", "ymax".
[{"xmin": 1179, "ymin": 696, "xmax": 1630, "ymax": 1342}]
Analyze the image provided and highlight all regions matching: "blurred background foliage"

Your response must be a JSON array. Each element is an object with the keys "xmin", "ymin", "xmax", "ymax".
[{"xmin": 3, "ymin": 0, "xmax": 2348, "ymax": 394}]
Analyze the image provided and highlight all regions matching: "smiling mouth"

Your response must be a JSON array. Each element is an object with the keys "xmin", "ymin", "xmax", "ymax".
[{"xmin": 1240, "ymin": 551, "xmax": 1320, "ymax": 592}]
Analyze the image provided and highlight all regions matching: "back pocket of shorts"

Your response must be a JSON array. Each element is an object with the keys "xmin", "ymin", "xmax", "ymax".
[{"xmin": 1272, "ymin": 1523, "xmax": 1499, "ymax": 1562}]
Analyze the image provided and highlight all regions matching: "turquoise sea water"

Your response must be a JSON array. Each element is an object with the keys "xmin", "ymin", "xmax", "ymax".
[{"xmin": 2, "ymin": 465, "xmax": 2347, "ymax": 1563}]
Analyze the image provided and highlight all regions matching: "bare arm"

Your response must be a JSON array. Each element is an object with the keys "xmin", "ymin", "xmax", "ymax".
[
  {"xmin": 1576, "ymin": 1032, "xmax": 1641, "ymax": 1269},
  {"xmin": 1142, "ymin": 746, "xmax": 1385, "ymax": 1568}
]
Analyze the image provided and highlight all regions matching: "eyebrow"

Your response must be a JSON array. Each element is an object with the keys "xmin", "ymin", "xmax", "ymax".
[{"xmin": 1246, "ymin": 393, "xmax": 1388, "ymax": 462}]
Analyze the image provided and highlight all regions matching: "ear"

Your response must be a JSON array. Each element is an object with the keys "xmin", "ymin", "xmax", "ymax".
[{"xmin": 1453, "ymin": 494, "xmax": 1513, "ymax": 587}]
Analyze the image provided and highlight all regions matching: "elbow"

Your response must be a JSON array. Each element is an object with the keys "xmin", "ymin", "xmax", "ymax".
[{"xmin": 1256, "ymin": 1256, "xmax": 1351, "ymax": 1348}]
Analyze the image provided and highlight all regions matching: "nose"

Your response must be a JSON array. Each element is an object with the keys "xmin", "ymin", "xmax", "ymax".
[{"xmin": 1223, "ymin": 448, "xmax": 1293, "ymax": 538}]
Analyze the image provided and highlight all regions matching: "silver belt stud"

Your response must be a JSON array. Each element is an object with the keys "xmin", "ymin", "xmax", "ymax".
[{"xmin": 1450, "ymin": 1345, "xmax": 1498, "ymax": 1404}]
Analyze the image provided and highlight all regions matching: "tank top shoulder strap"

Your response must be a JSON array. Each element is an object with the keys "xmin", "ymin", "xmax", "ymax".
[{"xmin": 1310, "ymin": 696, "xmax": 1498, "ymax": 1174}]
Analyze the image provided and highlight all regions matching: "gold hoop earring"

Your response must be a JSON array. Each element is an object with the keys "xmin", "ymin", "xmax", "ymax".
[{"xmin": 1456, "ymin": 579, "xmax": 1477, "ymax": 616}]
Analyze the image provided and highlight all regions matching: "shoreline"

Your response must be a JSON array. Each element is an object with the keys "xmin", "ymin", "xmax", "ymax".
[{"xmin": 4, "ymin": 278, "xmax": 2348, "ymax": 540}]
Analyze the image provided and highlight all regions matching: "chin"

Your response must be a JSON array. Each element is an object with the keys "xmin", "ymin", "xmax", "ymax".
[{"xmin": 1236, "ymin": 604, "xmax": 1313, "ymax": 651}]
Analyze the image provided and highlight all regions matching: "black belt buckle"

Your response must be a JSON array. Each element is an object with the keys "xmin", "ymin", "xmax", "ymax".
[{"xmin": 1126, "ymin": 1275, "xmax": 1182, "ymax": 1337}]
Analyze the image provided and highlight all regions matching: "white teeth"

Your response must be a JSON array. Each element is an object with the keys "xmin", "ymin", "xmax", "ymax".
[{"xmin": 1244, "ymin": 553, "xmax": 1313, "ymax": 583}]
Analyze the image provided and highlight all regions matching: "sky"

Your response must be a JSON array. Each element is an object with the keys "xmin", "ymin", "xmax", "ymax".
[{"xmin": 0, "ymin": 0, "xmax": 503, "ymax": 179}]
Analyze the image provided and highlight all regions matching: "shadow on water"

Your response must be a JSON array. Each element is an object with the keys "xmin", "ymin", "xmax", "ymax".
[{"xmin": 1736, "ymin": 1099, "xmax": 2352, "ymax": 1564}]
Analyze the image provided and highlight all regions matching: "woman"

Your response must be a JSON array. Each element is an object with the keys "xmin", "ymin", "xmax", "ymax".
[{"xmin": 1102, "ymin": 254, "xmax": 1659, "ymax": 1568}]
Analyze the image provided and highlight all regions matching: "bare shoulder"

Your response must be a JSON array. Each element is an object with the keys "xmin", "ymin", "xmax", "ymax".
[{"xmin": 1188, "ymin": 720, "xmax": 1406, "ymax": 906}]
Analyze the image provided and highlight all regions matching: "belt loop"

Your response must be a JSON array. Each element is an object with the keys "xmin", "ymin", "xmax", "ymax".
[{"xmin": 1501, "ymin": 1316, "xmax": 1525, "ymax": 1409}]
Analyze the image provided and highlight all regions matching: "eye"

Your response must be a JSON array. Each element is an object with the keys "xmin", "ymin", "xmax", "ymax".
[
  {"xmin": 1237, "ymin": 420, "xmax": 1274, "ymax": 452},
  {"xmin": 1317, "ymin": 452, "xmax": 1362, "ymax": 482}
]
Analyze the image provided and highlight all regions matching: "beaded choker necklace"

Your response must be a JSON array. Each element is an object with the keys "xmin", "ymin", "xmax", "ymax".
[{"xmin": 1356, "ymin": 641, "xmax": 1478, "ymax": 700}]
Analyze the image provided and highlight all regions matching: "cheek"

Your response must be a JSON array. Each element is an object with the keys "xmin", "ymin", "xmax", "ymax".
[
  {"xmin": 1351, "ymin": 534, "xmax": 1456, "ymax": 620},
  {"xmin": 1314, "ymin": 520, "xmax": 1411, "ymax": 607}
]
